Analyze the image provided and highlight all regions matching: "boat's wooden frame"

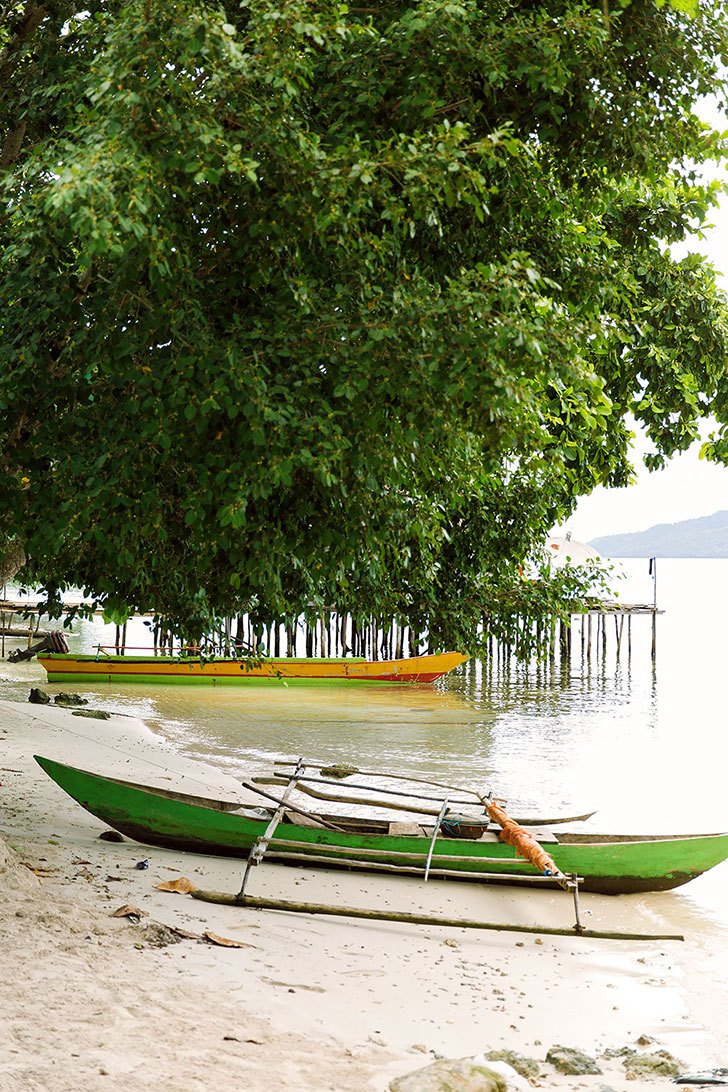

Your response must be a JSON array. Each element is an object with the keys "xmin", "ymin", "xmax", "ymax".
[{"xmin": 33, "ymin": 755, "xmax": 728, "ymax": 898}]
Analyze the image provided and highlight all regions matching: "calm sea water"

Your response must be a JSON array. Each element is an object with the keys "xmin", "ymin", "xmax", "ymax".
[{"xmin": 3, "ymin": 559, "xmax": 728, "ymax": 935}]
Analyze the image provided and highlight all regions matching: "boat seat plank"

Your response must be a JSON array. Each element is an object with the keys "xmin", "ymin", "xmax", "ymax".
[
  {"xmin": 284, "ymin": 810, "xmax": 327, "ymax": 830},
  {"xmin": 388, "ymin": 822, "xmax": 424, "ymax": 836}
]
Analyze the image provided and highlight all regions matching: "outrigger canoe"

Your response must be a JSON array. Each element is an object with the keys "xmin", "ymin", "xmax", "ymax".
[
  {"xmin": 36, "ymin": 650, "xmax": 466, "ymax": 685},
  {"xmin": 34, "ymin": 755, "xmax": 728, "ymax": 895}
]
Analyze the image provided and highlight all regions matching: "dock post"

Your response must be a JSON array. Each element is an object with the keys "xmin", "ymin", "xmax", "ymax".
[{"xmin": 649, "ymin": 557, "xmax": 657, "ymax": 660}]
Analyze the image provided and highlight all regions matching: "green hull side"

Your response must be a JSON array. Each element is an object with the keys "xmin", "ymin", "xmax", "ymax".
[
  {"xmin": 43, "ymin": 671, "xmax": 406, "ymax": 686},
  {"xmin": 34, "ymin": 756, "xmax": 728, "ymax": 895}
]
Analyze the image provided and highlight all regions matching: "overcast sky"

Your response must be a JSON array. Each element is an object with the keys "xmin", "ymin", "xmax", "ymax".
[
  {"xmin": 559, "ymin": 444, "xmax": 728, "ymax": 542},
  {"xmin": 556, "ymin": 98, "xmax": 728, "ymax": 543}
]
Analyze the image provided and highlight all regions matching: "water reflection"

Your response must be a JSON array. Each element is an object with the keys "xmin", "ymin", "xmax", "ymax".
[
  {"xmin": 3, "ymin": 562, "xmax": 728, "ymax": 897},
  {"xmin": 4, "ymin": 563, "xmax": 728, "ymax": 1062}
]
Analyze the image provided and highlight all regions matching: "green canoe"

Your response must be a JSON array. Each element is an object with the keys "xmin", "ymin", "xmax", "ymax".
[{"xmin": 34, "ymin": 755, "xmax": 728, "ymax": 895}]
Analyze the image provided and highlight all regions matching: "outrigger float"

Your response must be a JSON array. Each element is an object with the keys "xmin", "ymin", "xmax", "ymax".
[
  {"xmin": 34, "ymin": 755, "xmax": 728, "ymax": 941},
  {"xmin": 37, "ymin": 649, "xmax": 467, "ymax": 685}
]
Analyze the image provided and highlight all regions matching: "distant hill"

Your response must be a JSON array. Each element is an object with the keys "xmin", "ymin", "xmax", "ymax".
[{"xmin": 590, "ymin": 511, "xmax": 728, "ymax": 557}]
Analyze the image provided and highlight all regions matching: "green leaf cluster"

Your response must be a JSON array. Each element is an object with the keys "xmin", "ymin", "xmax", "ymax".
[{"xmin": 1, "ymin": 0, "xmax": 728, "ymax": 648}]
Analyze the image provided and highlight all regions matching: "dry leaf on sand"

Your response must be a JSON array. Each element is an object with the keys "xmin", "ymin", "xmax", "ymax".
[
  {"xmin": 112, "ymin": 904, "xmax": 149, "ymax": 921},
  {"xmin": 155, "ymin": 876, "xmax": 198, "ymax": 894},
  {"xmin": 20, "ymin": 862, "xmax": 57, "ymax": 877},
  {"xmin": 203, "ymin": 931, "xmax": 255, "ymax": 949},
  {"xmin": 167, "ymin": 925, "xmax": 203, "ymax": 941}
]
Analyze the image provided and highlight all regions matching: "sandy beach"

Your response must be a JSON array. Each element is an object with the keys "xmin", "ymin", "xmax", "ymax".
[{"xmin": 2, "ymin": 695, "xmax": 727, "ymax": 1091}]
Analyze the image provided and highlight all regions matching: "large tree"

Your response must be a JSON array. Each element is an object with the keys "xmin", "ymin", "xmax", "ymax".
[{"xmin": 1, "ymin": 0, "xmax": 728, "ymax": 647}]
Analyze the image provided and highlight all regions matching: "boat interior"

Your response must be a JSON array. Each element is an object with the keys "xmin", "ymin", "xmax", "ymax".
[{"xmin": 98, "ymin": 766, "xmax": 720, "ymax": 846}]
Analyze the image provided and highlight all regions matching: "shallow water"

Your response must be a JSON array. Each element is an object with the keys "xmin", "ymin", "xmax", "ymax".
[{"xmin": 3, "ymin": 560, "xmax": 728, "ymax": 964}]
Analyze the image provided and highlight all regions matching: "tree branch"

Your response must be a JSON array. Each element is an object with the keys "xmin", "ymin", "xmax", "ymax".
[
  {"xmin": 0, "ymin": 2, "xmax": 48, "ymax": 169},
  {"xmin": 0, "ymin": 1, "xmax": 47, "ymax": 85},
  {"xmin": 0, "ymin": 119, "xmax": 27, "ymax": 169}
]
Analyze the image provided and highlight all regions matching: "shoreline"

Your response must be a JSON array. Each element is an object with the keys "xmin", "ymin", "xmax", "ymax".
[{"xmin": 1, "ymin": 696, "xmax": 726, "ymax": 1090}]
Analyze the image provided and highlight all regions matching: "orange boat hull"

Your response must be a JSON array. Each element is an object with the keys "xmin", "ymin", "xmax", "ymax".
[{"xmin": 38, "ymin": 651, "xmax": 468, "ymax": 685}]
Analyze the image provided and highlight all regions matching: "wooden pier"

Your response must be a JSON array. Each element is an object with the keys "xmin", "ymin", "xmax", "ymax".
[
  {"xmin": 0, "ymin": 602, "xmax": 47, "ymax": 657},
  {"xmin": 0, "ymin": 596, "xmax": 662, "ymax": 666},
  {"xmin": 573, "ymin": 602, "xmax": 663, "ymax": 661}
]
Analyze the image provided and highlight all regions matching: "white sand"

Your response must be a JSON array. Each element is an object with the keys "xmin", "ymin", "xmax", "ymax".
[{"xmin": 1, "ymin": 696, "xmax": 726, "ymax": 1091}]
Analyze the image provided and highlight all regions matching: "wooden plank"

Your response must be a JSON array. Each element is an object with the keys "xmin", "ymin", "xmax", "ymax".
[
  {"xmin": 261, "ymin": 850, "xmax": 575, "ymax": 884},
  {"xmin": 265, "ymin": 838, "xmax": 559, "ymax": 868}
]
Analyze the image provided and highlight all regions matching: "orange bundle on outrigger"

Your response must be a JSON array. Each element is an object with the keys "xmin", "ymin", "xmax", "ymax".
[{"xmin": 484, "ymin": 799, "xmax": 564, "ymax": 880}]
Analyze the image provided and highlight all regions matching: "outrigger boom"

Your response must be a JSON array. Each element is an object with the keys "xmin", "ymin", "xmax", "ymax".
[
  {"xmin": 241, "ymin": 758, "xmax": 587, "ymax": 934},
  {"xmin": 35, "ymin": 751, "xmax": 727, "ymax": 939}
]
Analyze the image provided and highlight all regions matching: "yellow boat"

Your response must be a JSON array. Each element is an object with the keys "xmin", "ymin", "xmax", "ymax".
[{"xmin": 37, "ymin": 650, "xmax": 467, "ymax": 685}]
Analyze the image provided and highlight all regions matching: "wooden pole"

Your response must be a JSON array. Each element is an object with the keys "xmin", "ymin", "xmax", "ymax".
[
  {"xmin": 424, "ymin": 799, "xmax": 449, "ymax": 880},
  {"xmin": 395, "ymin": 623, "xmax": 403, "ymax": 659},
  {"xmin": 237, "ymin": 759, "xmax": 306, "ymax": 898},
  {"xmin": 273, "ymin": 760, "xmax": 483, "ymax": 798},
  {"xmin": 256, "ymin": 780, "xmax": 458, "ymax": 815},
  {"xmin": 650, "ymin": 557, "xmax": 657, "ymax": 660},
  {"xmin": 189, "ymin": 890, "xmax": 684, "ymax": 943}
]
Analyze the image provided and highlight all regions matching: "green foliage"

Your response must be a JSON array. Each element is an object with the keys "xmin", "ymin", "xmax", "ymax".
[{"xmin": 1, "ymin": 0, "xmax": 728, "ymax": 649}]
